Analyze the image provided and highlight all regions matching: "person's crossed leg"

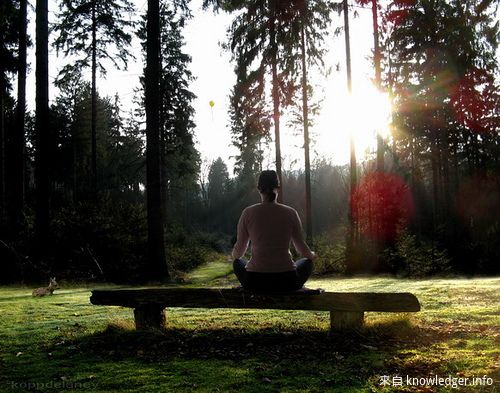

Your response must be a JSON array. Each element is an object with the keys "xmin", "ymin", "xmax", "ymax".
[{"xmin": 233, "ymin": 258, "xmax": 313, "ymax": 290}]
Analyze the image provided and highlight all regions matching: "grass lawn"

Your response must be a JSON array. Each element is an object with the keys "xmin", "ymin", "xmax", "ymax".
[{"xmin": 0, "ymin": 260, "xmax": 498, "ymax": 392}]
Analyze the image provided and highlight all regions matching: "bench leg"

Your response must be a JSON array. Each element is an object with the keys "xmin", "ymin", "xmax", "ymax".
[
  {"xmin": 134, "ymin": 305, "xmax": 166, "ymax": 330},
  {"xmin": 330, "ymin": 311, "xmax": 364, "ymax": 331}
]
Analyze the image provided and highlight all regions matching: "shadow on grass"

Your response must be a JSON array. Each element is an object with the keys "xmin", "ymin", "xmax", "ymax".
[
  {"xmin": 3, "ymin": 317, "xmax": 495, "ymax": 392},
  {"xmin": 72, "ymin": 318, "xmax": 419, "ymax": 359},
  {"xmin": 14, "ymin": 320, "xmax": 411, "ymax": 391},
  {"xmin": 56, "ymin": 317, "xmax": 446, "ymax": 378}
]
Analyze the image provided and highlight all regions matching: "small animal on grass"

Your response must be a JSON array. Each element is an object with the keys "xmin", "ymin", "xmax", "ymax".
[{"xmin": 32, "ymin": 278, "xmax": 59, "ymax": 297}]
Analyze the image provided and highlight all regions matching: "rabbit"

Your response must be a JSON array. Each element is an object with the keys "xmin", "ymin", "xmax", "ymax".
[{"xmin": 32, "ymin": 277, "xmax": 58, "ymax": 297}]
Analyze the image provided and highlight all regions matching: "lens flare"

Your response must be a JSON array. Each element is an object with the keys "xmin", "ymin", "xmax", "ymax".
[
  {"xmin": 315, "ymin": 81, "xmax": 393, "ymax": 162},
  {"xmin": 351, "ymin": 172, "xmax": 414, "ymax": 243}
]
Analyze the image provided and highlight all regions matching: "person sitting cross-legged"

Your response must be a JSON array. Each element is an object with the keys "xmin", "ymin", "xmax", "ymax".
[{"xmin": 232, "ymin": 170, "xmax": 316, "ymax": 292}]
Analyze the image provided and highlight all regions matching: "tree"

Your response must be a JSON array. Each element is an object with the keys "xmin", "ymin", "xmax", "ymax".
[
  {"xmin": 145, "ymin": 0, "xmax": 169, "ymax": 281},
  {"xmin": 300, "ymin": 1, "xmax": 311, "ymax": 244},
  {"xmin": 268, "ymin": 0, "xmax": 284, "ymax": 201},
  {"xmin": 211, "ymin": 0, "xmax": 304, "ymax": 202},
  {"xmin": 53, "ymin": 0, "xmax": 135, "ymax": 194},
  {"xmin": 212, "ymin": 0, "xmax": 332, "ymax": 211},
  {"xmin": 137, "ymin": 1, "xmax": 199, "ymax": 229},
  {"xmin": 10, "ymin": 0, "xmax": 28, "ymax": 232},
  {"xmin": 371, "ymin": 0, "xmax": 384, "ymax": 172},
  {"xmin": 384, "ymin": 0, "xmax": 499, "ymax": 270},
  {"xmin": 0, "ymin": 0, "xmax": 20, "ymax": 230},
  {"xmin": 157, "ymin": 4, "xmax": 199, "ymax": 228},
  {"xmin": 51, "ymin": 70, "xmax": 88, "ymax": 200},
  {"xmin": 207, "ymin": 158, "xmax": 230, "ymax": 208},
  {"xmin": 342, "ymin": 0, "xmax": 359, "ymax": 272},
  {"xmin": 286, "ymin": 0, "xmax": 332, "ymax": 244},
  {"xmin": 229, "ymin": 67, "xmax": 270, "ymax": 208},
  {"xmin": 35, "ymin": 0, "xmax": 51, "ymax": 251},
  {"xmin": 114, "ymin": 109, "xmax": 145, "ymax": 198},
  {"xmin": 355, "ymin": 0, "xmax": 384, "ymax": 171},
  {"xmin": 207, "ymin": 157, "xmax": 233, "ymax": 232},
  {"xmin": 50, "ymin": 81, "xmax": 144, "ymax": 202}
]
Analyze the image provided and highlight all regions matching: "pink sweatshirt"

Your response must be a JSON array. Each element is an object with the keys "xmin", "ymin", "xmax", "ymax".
[{"xmin": 231, "ymin": 202, "xmax": 315, "ymax": 272}]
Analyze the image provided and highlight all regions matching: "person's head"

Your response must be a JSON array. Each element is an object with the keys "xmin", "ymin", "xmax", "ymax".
[{"xmin": 258, "ymin": 170, "xmax": 280, "ymax": 202}]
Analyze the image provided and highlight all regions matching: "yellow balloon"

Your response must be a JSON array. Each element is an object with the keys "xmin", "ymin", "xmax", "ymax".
[{"xmin": 209, "ymin": 100, "xmax": 215, "ymax": 107}]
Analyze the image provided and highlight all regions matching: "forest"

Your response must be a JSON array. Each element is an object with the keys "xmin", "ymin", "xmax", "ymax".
[{"xmin": 0, "ymin": 0, "xmax": 499, "ymax": 284}]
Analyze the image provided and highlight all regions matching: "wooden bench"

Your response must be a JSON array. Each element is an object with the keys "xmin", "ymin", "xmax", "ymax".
[{"xmin": 90, "ymin": 287, "xmax": 420, "ymax": 331}]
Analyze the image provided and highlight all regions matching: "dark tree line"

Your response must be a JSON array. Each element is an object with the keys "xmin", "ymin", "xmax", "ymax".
[
  {"xmin": 377, "ymin": 0, "xmax": 499, "ymax": 273},
  {"xmin": 0, "ymin": 0, "xmax": 498, "ymax": 283},
  {"xmin": 0, "ymin": 0, "xmax": 199, "ymax": 282}
]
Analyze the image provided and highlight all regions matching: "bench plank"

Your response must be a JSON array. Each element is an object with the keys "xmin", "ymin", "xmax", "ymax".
[{"xmin": 90, "ymin": 287, "xmax": 420, "ymax": 312}]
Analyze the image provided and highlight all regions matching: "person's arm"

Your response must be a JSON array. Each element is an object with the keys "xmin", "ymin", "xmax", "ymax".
[
  {"xmin": 231, "ymin": 209, "xmax": 250, "ymax": 259},
  {"xmin": 291, "ymin": 210, "xmax": 316, "ymax": 260}
]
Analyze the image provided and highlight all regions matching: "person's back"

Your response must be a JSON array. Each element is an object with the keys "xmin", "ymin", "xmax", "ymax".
[
  {"xmin": 234, "ymin": 202, "xmax": 313, "ymax": 273},
  {"xmin": 232, "ymin": 170, "xmax": 316, "ymax": 292}
]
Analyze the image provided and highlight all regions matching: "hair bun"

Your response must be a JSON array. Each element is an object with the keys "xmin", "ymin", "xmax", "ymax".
[{"xmin": 257, "ymin": 170, "xmax": 279, "ymax": 202}]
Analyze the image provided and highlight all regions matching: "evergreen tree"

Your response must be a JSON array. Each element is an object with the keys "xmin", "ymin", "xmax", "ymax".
[
  {"xmin": 53, "ymin": 0, "xmax": 135, "ymax": 194},
  {"xmin": 342, "ymin": 0, "xmax": 359, "ymax": 272},
  {"xmin": 208, "ymin": 0, "xmax": 333, "ymax": 207},
  {"xmin": 0, "ymin": 0, "xmax": 20, "ymax": 230},
  {"xmin": 207, "ymin": 158, "xmax": 230, "ymax": 208},
  {"xmin": 384, "ymin": 0, "xmax": 499, "ymax": 270},
  {"xmin": 355, "ymin": 0, "xmax": 384, "ymax": 171},
  {"xmin": 145, "ymin": 0, "xmax": 169, "ymax": 281},
  {"xmin": 207, "ymin": 0, "xmax": 302, "ymax": 201},
  {"xmin": 53, "ymin": 71, "xmax": 95, "ymax": 201},
  {"xmin": 10, "ymin": 0, "xmax": 28, "ymax": 232},
  {"xmin": 229, "ymin": 66, "xmax": 270, "ymax": 207},
  {"xmin": 285, "ymin": 0, "xmax": 332, "ymax": 244},
  {"xmin": 49, "ymin": 79, "xmax": 145, "ymax": 205},
  {"xmin": 207, "ymin": 157, "xmax": 233, "ymax": 232},
  {"xmin": 118, "ymin": 109, "xmax": 145, "ymax": 199},
  {"xmin": 158, "ymin": 4, "xmax": 199, "ymax": 227},
  {"xmin": 35, "ymin": 0, "xmax": 51, "ymax": 252},
  {"xmin": 137, "ymin": 1, "xmax": 199, "ymax": 228}
]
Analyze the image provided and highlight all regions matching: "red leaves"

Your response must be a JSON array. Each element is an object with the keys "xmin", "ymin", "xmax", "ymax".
[
  {"xmin": 386, "ymin": 9, "xmax": 410, "ymax": 26},
  {"xmin": 351, "ymin": 172, "xmax": 414, "ymax": 243},
  {"xmin": 450, "ymin": 67, "xmax": 497, "ymax": 134}
]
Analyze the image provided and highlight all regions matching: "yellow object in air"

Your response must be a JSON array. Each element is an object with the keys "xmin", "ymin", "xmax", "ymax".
[{"xmin": 209, "ymin": 100, "xmax": 215, "ymax": 107}]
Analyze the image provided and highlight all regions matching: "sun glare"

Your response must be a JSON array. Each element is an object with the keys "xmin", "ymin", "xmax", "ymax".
[{"xmin": 315, "ymin": 80, "xmax": 393, "ymax": 164}]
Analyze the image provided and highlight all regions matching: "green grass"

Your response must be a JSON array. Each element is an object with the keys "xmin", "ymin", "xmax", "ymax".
[{"xmin": 0, "ymin": 261, "xmax": 498, "ymax": 392}]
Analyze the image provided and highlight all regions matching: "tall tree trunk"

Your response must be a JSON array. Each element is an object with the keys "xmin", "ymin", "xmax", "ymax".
[
  {"xmin": 452, "ymin": 133, "xmax": 459, "ymax": 194},
  {"xmin": 344, "ymin": 0, "xmax": 357, "ymax": 272},
  {"xmin": 409, "ymin": 135, "xmax": 422, "ymax": 238},
  {"xmin": 371, "ymin": 0, "xmax": 383, "ymax": 172},
  {"xmin": 11, "ymin": 0, "xmax": 28, "ymax": 232},
  {"xmin": 431, "ymin": 131, "xmax": 439, "ymax": 224},
  {"xmin": 158, "ymin": 23, "xmax": 167, "ymax": 226},
  {"xmin": 0, "ymin": 82, "xmax": 4, "ymax": 231},
  {"xmin": 0, "ymin": 26, "xmax": 5, "ymax": 230},
  {"xmin": 441, "ymin": 129, "xmax": 451, "ymax": 219},
  {"xmin": 35, "ymin": 0, "xmax": 50, "ymax": 251},
  {"xmin": 91, "ymin": 0, "xmax": 97, "ymax": 195},
  {"xmin": 160, "ymin": 110, "xmax": 167, "ymax": 224},
  {"xmin": 145, "ymin": 0, "xmax": 169, "ymax": 281},
  {"xmin": 300, "ymin": 9, "xmax": 312, "ymax": 245},
  {"xmin": 72, "ymin": 128, "xmax": 77, "ymax": 201},
  {"xmin": 269, "ymin": 0, "xmax": 283, "ymax": 202}
]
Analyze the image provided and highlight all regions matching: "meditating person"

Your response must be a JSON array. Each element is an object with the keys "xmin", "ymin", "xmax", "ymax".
[{"xmin": 232, "ymin": 170, "xmax": 316, "ymax": 292}]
